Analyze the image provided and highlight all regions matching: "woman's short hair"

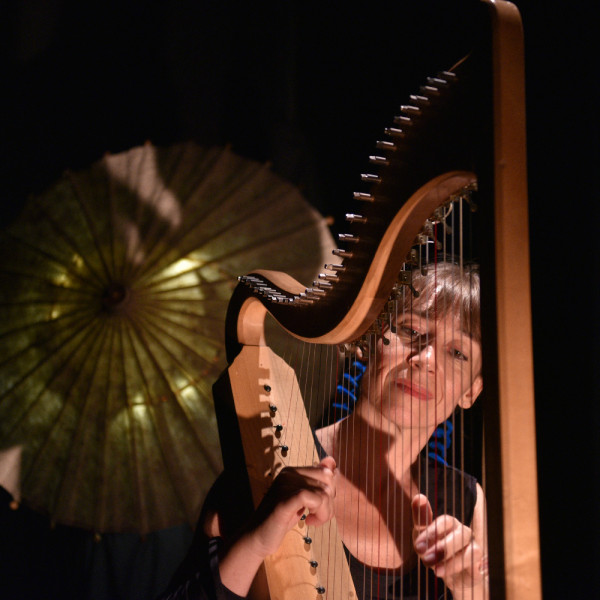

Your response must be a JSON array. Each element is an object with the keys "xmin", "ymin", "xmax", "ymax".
[{"xmin": 399, "ymin": 262, "xmax": 480, "ymax": 342}]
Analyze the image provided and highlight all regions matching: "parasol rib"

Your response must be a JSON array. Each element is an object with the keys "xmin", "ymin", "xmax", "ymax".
[
  {"xmin": 50, "ymin": 322, "xmax": 111, "ymax": 526},
  {"xmin": 0, "ymin": 304, "xmax": 97, "ymax": 362},
  {"xmin": 2, "ymin": 230, "xmax": 104, "ymax": 292},
  {"xmin": 125, "ymin": 307, "xmax": 223, "ymax": 471},
  {"xmin": 67, "ymin": 171, "xmax": 118, "ymax": 287},
  {"xmin": 138, "ymin": 305, "xmax": 224, "ymax": 363},
  {"xmin": 18, "ymin": 318, "xmax": 105, "ymax": 494},
  {"xmin": 121, "ymin": 316, "xmax": 193, "ymax": 531},
  {"xmin": 0, "ymin": 310, "xmax": 100, "ymax": 409}
]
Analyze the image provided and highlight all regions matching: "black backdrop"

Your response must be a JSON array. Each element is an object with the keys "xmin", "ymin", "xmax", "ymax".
[{"xmin": 1, "ymin": 1, "xmax": 597, "ymax": 598}]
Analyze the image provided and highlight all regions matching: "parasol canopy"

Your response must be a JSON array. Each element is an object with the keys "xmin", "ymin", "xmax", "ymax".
[{"xmin": 0, "ymin": 142, "xmax": 334, "ymax": 534}]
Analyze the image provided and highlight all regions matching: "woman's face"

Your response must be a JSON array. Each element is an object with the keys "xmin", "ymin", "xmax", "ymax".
[{"xmin": 362, "ymin": 309, "xmax": 483, "ymax": 434}]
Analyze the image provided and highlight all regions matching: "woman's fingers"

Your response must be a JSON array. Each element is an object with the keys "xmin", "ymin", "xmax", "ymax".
[
  {"xmin": 412, "ymin": 494, "xmax": 476, "ymax": 568},
  {"xmin": 429, "ymin": 539, "xmax": 482, "ymax": 579},
  {"xmin": 416, "ymin": 523, "xmax": 476, "ymax": 567},
  {"xmin": 286, "ymin": 485, "xmax": 333, "ymax": 527},
  {"xmin": 414, "ymin": 514, "xmax": 468, "ymax": 548},
  {"xmin": 411, "ymin": 492, "xmax": 488, "ymax": 594},
  {"xmin": 273, "ymin": 460, "xmax": 336, "ymax": 507},
  {"xmin": 411, "ymin": 493, "xmax": 433, "ymax": 533},
  {"xmin": 408, "ymin": 491, "xmax": 490, "ymax": 598},
  {"xmin": 284, "ymin": 459, "xmax": 336, "ymax": 525},
  {"xmin": 251, "ymin": 459, "xmax": 337, "ymax": 556},
  {"xmin": 319, "ymin": 455, "xmax": 337, "ymax": 473}
]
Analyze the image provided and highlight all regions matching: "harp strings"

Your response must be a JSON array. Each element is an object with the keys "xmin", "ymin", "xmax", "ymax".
[
  {"xmin": 261, "ymin": 189, "xmax": 482, "ymax": 598},
  {"xmin": 348, "ymin": 192, "xmax": 479, "ymax": 599}
]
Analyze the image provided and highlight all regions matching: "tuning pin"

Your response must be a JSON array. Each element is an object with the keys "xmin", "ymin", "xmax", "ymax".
[
  {"xmin": 319, "ymin": 272, "xmax": 338, "ymax": 283},
  {"xmin": 384, "ymin": 127, "xmax": 406, "ymax": 138},
  {"xmin": 305, "ymin": 287, "xmax": 325, "ymax": 297},
  {"xmin": 313, "ymin": 279, "xmax": 332, "ymax": 288},
  {"xmin": 345, "ymin": 213, "xmax": 366, "ymax": 224},
  {"xmin": 353, "ymin": 191, "xmax": 374, "ymax": 202},
  {"xmin": 410, "ymin": 93, "xmax": 431, "ymax": 106},
  {"xmin": 332, "ymin": 248, "xmax": 352, "ymax": 258},
  {"xmin": 376, "ymin": 140, "xmax": 396, "ymax": 151},
  {"xmin": 420, "ymin": 84, "xmax": 441, "ymax": 96},
  {"xmin": 400, "ymin": 104, "xmax": 421, "ymax": 116},
  {"xmin": 338, "ymin": 233, "xmax": 359, "ymax": 243},
  {"xmin": 398, "ymin": 271, "xmax": 420, "ymax": 298},
  {"xmin": 324, "ymin": 264, "xmax": 345, "ymax": 272},
  {"xmin": 438, "ymin": 70, "xmax": 458, "ymax": 82},
  {"xmin": 360, "ymin": 173, "xmax": 382, "ymax": 184},
  {"xmin": 393, "ymin": 115, "xmax": 412, "ymax": 127},
  {"xmin": 368, "ymin": 155, "xmax": 389, "ymax": 166},
  {"xmin": 427, "ymin": 76, "xmax": 450, "ymax": 87}
]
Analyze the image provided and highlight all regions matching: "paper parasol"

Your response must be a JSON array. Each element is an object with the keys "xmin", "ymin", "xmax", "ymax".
[{"xmin": 0, "ymin": 142, "xmax": 334, "ymax": 533}]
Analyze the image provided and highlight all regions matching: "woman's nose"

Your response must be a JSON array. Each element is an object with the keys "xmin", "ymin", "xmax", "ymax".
[{"xmin": 407, "ymin": 342, "xmax": 435, "ymax": 370}]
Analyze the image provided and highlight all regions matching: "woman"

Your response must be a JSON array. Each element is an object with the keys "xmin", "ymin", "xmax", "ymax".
[{"xmin": 158, "ymin": 262, "xmax": 488, "ymax": 600}]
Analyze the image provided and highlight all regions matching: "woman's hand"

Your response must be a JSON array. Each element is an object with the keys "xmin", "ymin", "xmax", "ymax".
[
  {"xmin": 249, "ymin": 456, "xmax": 337, "ymax": 558},
  {"xmin": 219, "ymin": 457, "xmax": 337, "ymax": 596},
  {"xmin": 412, "ymin": 492, "xmax": 488, "ymax": 600}
]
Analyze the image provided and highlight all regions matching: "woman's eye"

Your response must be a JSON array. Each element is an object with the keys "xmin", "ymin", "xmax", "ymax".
[
  {"xmin": 398, "ymin": 325, "xmax": 420, "ymax": 339},
  {"xmin": 451, "ymin": 347, "xmax": 468, "ymax": 362}
]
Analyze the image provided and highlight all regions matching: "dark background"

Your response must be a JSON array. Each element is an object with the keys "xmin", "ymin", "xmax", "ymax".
[{"xmin": 1, "ymin": 1, "xmax": 597, "ymax": 598}]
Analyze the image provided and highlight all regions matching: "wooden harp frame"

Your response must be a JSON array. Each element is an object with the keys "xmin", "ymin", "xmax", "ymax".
[{"xmin": 213, "ymin": 1, "xmax": 542, "ymax": 598}]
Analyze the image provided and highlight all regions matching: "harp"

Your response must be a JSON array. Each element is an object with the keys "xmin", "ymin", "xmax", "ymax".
[{"xmin": 213, "ymin": 1, "xmax": 541, "ymax": 598}]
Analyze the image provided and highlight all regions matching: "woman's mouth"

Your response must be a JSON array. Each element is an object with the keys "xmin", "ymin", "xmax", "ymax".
[{"xmin": 394, "ymin": 379, "xmax": 433, "ymax": 401}]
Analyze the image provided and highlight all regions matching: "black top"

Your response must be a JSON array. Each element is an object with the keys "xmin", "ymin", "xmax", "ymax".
[{"xmin": 342, "ymin": 456, "xmax": 477, "ymax": 600}]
